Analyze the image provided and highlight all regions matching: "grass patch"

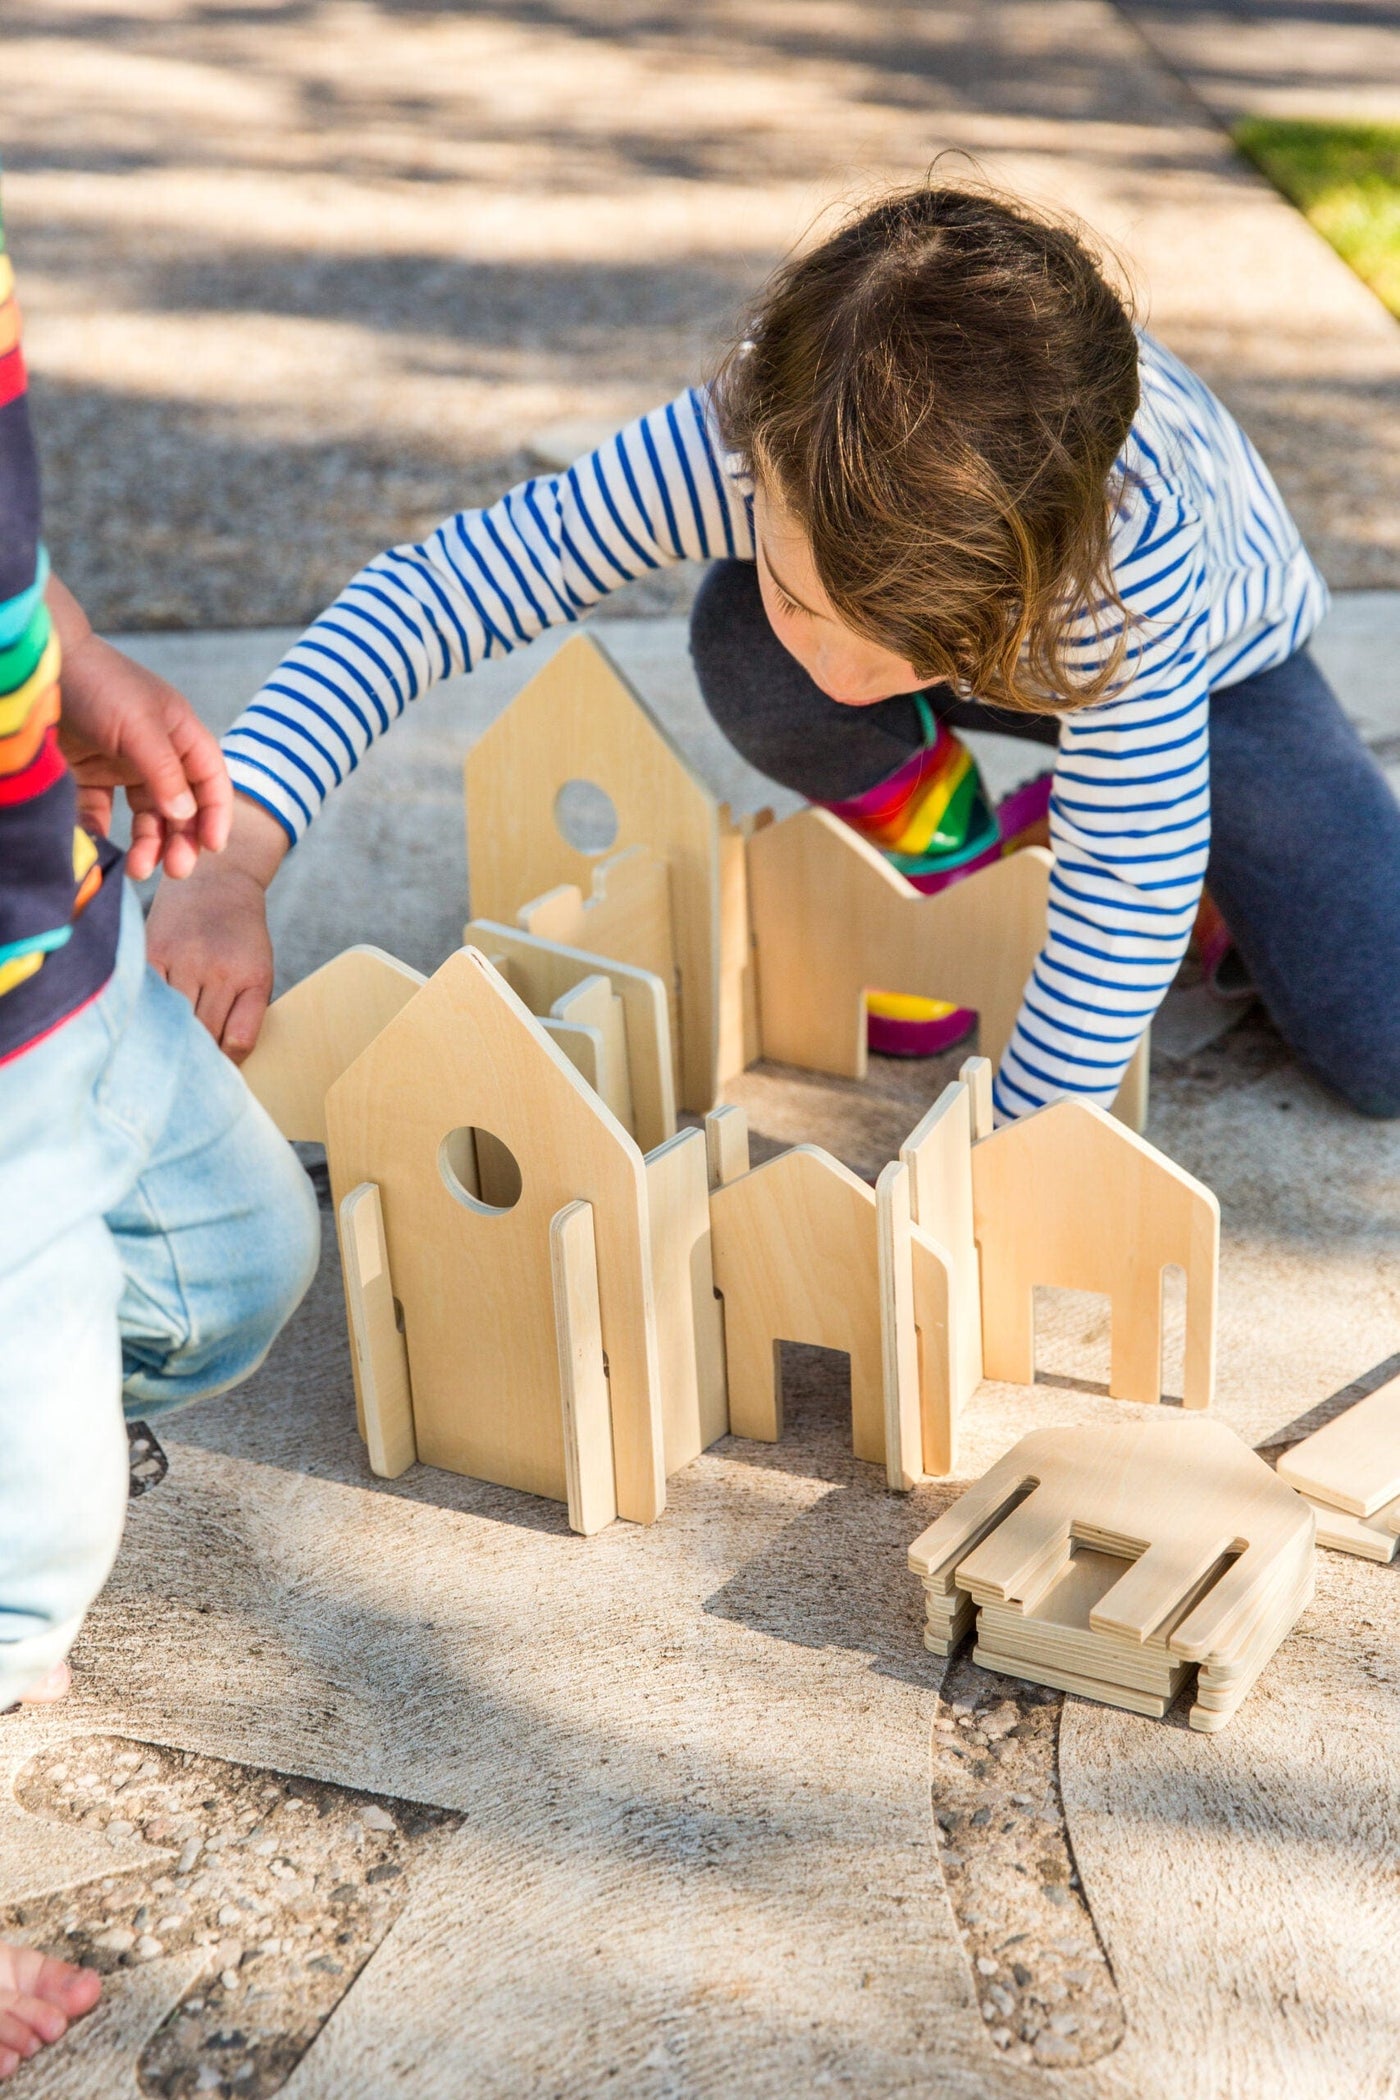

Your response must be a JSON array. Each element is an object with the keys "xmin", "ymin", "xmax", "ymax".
[{"xmin": 1234, "ymin": 116, "xmax": 1400, "ymax": 317}]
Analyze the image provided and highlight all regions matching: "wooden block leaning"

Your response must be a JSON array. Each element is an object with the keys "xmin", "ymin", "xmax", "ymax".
[
  {"xmin": 465, "ymin": 919, "xmax": 676, "ymax": 1153},
  {"xmin": 240, "ymin": 946, "xmax": 425, "ymax": 1145}
]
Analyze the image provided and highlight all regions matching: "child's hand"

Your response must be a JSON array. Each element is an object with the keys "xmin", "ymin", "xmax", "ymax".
[
  {"xmin": 48, "ymin": 576, "xmax": 231, "ymax": 883},
  {"xmin": 146, "ymin": 794, "xmax": 290, "ymax": 1060}
]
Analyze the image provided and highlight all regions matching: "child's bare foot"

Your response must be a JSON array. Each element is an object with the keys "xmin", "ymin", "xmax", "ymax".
[
  {"xmin": 0, "ymin": 1942, "xmax": 100, "ymax": 2079},
  {"xmin": 18, "ymin": 1663, "xmax": 69, "ymax": 1706}
]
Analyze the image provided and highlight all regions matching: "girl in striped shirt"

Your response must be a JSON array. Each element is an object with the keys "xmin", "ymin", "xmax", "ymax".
[{"xmin": 150, "ymin": 184, "xmax": 1400, "ymax": 1121}]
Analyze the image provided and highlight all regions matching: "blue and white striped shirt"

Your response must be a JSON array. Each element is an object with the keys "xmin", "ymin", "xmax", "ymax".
[{"xmin": 224, "ymin": 332, "xmax": 1327, "ymax": 1119}]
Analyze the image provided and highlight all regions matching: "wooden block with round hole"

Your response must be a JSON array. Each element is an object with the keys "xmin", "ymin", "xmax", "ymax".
[{"xmin": 326, "ymin": 947, "xmax": 665, "ymax": 1523}]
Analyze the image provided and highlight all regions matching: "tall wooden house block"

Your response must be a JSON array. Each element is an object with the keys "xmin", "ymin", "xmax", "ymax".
[
  {"xmin": 465, "ymin": 634, "xmax": 724, "ymax": 1115},
  {"xmin": 326, "ymin": 947, "xmax": 667, "ymax": 1524}
]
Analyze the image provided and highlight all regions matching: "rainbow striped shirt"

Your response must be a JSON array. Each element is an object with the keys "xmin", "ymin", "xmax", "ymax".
[
  {"xmin": 0, "ymin": 185, "xmax": 120, "ymax": 1064},
  {"xmin": 225, "ymin": 333, "xmax": 1328, "ymax": 1119}
]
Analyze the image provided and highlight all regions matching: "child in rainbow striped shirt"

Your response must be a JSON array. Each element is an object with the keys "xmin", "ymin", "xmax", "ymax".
[{"xmin": 0, "ymin": 184, "xmax": 321, "ymax": 2080}]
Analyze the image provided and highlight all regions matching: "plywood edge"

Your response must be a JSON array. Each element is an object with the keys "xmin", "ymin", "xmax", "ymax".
[
  {"xmin": 338, "ymin": 1180, "xmax": 416, "ymax": 1479},
  {"xmin": 549, "ymin": 1200, "xmax": 618, "ymax": 1536}
]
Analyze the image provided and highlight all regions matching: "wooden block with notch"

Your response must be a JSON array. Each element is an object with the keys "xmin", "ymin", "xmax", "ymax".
[
  {"xmin": 644, "ymin": 1127, "xmax": 728, "ymax": 1471},
  {"xmin": 908, "ymin": 1414, "xmax": 1314, "ymax": 1731}
]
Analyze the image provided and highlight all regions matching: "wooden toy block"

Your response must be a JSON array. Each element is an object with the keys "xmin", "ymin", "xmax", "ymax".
[
  {"xmin": 1276, "ymin": 1373, "xmax": 1400, "ymax": 1516},
  {"xmin": 549, "ymin": 1200, "xmax": 618, "ymax": 1536},
  {"xmin": 971, "ymin": 1098, "xmax": 1219, "ymax": 1410},
  {"xmin": 908, "ymin": 1414, "xmax": 1315, "ymax": 1731},
  {"xmin": 464, "ymin": 633, "xmax": 722, "ymax": 1114},
  {"xmin": 1300, "ymin": 1494, "xmax": 1400, "ymax": 1563},
  {"xmin": 520, "ymin": 845, "xmax": 675, "ymax": 1023},
  {"xmin": 709, "ymin": 1144, "xmax": 885, "ymax": 1460},
  {"xmin": 703, "ymin": 1103, "xmax": 750, "ymax": 1190},
  {"xmin": 326, "ymin": 946, "xmax": 666, "ymax": 1524},
  {"xmin": 877, "ymin": 1160, "xmax": 955, "ymax": 1489},
  {"xmin": 746, "ymin": 806, "xmax": 1051, "ymax": 1083},
  {"xmin": 464, "ymin": 918, "xmax": 675, "ymax": 1153},
  {"xmin": 644, "ymin": 1128, "xmax": 728, "ymax": 1471},
  {"xmin": 338, "ymin": 1181, "xmax": 416, "ymax": 1479},
  {"xmin": 961, "ymin": 1054, "xmax": 994, "ymax": 1142},
  {"xmin": 717, "ymin": 804, "xmax": 771, "ymax": 1086},
  {"xmin": 547, "ymin": 973, "xmax": 634, "ymax": 1135},
  {"xmin": 241, "ymin": 946, "xmax": 425, "ymax": 1145},
  {"xmin": 900, "ymin": 1072, "xmax": 982, "ymax": 1441}
]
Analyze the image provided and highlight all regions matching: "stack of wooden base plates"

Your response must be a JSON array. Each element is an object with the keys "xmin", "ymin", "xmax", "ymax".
[
  {"xmin": 1278, "ymin": 1375, "xmax": 1400, "ymax": 1563},
  {"xmin": 909, "ymin": 1414, "xmax": 1316, "ymax": 1734}
]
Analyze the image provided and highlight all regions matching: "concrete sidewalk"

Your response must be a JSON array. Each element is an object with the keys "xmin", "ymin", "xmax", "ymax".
[{"xmin": 7, "ymin": 0, "xmax": 1400, "ymax": 635}]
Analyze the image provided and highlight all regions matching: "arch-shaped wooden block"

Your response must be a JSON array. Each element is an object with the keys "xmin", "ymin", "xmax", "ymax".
[
  {"xmin": 971, "ymin": 1098, "xmax": 1219, "ymax": 1410},
  {"xmin": 746, "ymin": 807, "xmax": 1051, "ymax": 1080},
  {"xmin": 709, "ymin": 1144, "xmax": 885, "ymax": 1461}
]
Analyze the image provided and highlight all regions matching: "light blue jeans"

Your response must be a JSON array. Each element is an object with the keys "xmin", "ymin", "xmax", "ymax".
[{"xmin": 0, "ymin": 883, "xmax": 320, "ymax": 1705}]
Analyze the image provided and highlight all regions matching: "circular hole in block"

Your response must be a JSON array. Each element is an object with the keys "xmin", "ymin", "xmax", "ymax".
[
  {"xmin": 438, "ymin": 1127, "xmax": 523, "ymax": 1214},
  {"xmin": 554, "ymin": 779, "xmax": 619, "ymax": 856}
]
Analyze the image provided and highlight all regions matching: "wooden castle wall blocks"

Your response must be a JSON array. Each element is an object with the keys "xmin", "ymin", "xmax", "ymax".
[
  {"xmin": 465, "ymin": 634, "xmax": 722, "ymax": 1113},
  {"xmin": 971, "ymin": 1098, "xmax": 1219, "ymax": 1410},
  {"xmin": 908, "ymin": 1415, "xmax": 1316, "ymax": 1731},
  {"xmin": 464, "ymin": 919, "xmax": 675, "ymax": 1153},
  {"xmin": 326, "ymin": 946, "xmax": 666, "ymax": 1525},
  {"xmin": 241, "ymin": 946, "xmax": 425, "ymax": 1146}
]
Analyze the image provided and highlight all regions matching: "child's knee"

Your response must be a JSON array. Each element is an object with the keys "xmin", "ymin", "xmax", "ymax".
[
  {"xmin": 1301, "ymin": 1029, "xmax": 1400, "ymax": 1120},
  {"xmin": 123, "ymin": 1117, "xmax": 322, "ymax": 1411}
]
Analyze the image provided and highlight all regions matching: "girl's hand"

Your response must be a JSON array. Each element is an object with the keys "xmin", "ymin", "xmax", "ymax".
[
  {"xmin": 47, "ymin": 576, "xmax": 231, "ymax": 882},
  {"xmin": 146, "ymin": 794, "xmax": 290, "ymax": 1060}
]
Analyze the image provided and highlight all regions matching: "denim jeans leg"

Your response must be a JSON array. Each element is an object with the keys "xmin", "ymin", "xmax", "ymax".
[
  {"xmin": 0, "ymin": 1220, "xmax": 129, "ymax": 1706},
  {"xmin": 1208, "ymin": 650, "xmax": 1400, "ymax": 1116},
  {"xmin": 101, "ymin": 966, "xmax": 322, "ymax": 1415}
]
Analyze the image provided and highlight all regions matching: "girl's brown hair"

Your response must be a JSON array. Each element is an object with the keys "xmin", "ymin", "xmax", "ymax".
[{"xmin": 714, "ymin": 182, "xmax": 1140, "ymax": 713}]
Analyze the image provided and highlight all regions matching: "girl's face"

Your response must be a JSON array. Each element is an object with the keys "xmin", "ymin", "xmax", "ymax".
[{"xmin": 752, "ymin": 481, "xmax": 923, "ymax": 706}]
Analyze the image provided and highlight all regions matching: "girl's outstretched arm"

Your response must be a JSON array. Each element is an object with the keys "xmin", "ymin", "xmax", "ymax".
[
  {"xmin": 148, "ymin": 391, "xmax": 753, "ymax": 1050},
  {"xmin": 994, "ymin": 481, "xmax": 1212, "ymax": 1120},
  {"xmin": 222, "ymin": 391, "xmax": 753, "ymax": 845}
]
